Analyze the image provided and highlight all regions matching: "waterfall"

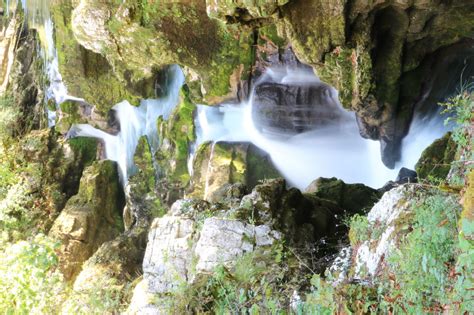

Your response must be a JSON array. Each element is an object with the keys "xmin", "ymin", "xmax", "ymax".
[
  {"xmin": 191, "ymin": 66, "xmax": 452, "ymax": 189},
  {"xmin": 68, "ymin": 65, "xmax": 185, "ymax": 185}
]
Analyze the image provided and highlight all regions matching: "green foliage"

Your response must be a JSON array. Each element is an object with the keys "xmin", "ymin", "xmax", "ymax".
[
  {"xmin": 0, "ymin": 94, "xmax": 18, "ymax": 141},
  {"xmin": 377, "ymin": 193, "xmax": 460, "ymax": 312},
  {"xmin": 169, "ymin": 243, "xmax": 296, "ymax": 313},
  {"xmin": 347, "ymin": 214, "xmax": 369, "ymax": 245},
  {"xmin": 62, "ymin": 278, "xmax": 133, "ymax": 314},
  {"xmin": 441, "ymin": 89, "xmax": 474, "ymax": 185},
  {"xmin": 0, "ymin": 234, "xmax": 66, "ymax": 314}
]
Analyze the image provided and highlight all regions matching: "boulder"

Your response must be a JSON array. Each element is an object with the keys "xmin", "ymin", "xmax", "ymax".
[
  {"xmin": 127, "ymin": 199, "xmax": 280, "ymax": 314},
  {"xmin": 305, "ymin": 177, "xmax": 382, "ymax": 213},
  {"xmin": 62, "ymin": 228, "xmax": 147, "ymax": 313},
  {"xmin": 415, "ymin": 132, "xmax": 456, "ymax": 181},
  {"xmin": 189, "ymin": 141, "xmax": 281, "ymax": 201},
  {"xmin": 49, "ymin": 160, "xmax": 125, "ymax": 281}
]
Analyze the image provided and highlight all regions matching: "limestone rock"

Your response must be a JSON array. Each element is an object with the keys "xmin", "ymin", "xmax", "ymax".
[
  {"xmin": 70, "ymin": 0, "xmax": 255, "ymax": 104},
  {"xmin": 128, "ymin": 199, "xmax": 281, "ymax": 314},
  {"xmin": 353, "ymin": 185, "xmax": 418, "ymax": 277},
  {"xmin": 49, "ymin": 160, "xmax": 124, "ymax": 281}
]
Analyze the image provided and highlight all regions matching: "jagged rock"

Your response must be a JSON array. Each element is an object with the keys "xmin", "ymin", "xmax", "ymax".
[
  {"xmin": 380, "ymin": 167, "xmax": 418, "ymax": 192},
  {"xmin": 305, "ymin": 177, "xmax": 382, "ymax": 213},
  {"xmin": 416, "ymin": 132, "xmax": 456, "ymax": 181},
  {"xmin": 69, "ymin": 0, "xmax": 255, "ymax": 105},
  {"xmin": 189, "ymin": 141, "xmax": 281, "ymax": 200},
  {"xmin": 49, "ymin": 160, "xmax": 124, "ymax": 281},
  {"xmin": 124, "ymin": 136, "xmax": 161, "ymax": 230},
  {"xmin": 127, "ymin": 199, "xmax": 280, "ymax": 314},
  {"xmin": 239, "ymin": 178, "xmax": 347, "ymax": 245},
  {"xmin": 62, "ymin": 228, "xmax": 147, "ymax": 313}
]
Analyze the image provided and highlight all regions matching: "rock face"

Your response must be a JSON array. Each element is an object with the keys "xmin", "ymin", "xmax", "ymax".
[
  {"xmin": 127, "ymin": 176, "xmax": 357, "ymax": 313},
  {"xmin": 70, "ymin": 0, "xmax": 255, "ymax": 105},
  {"xmin": 49, "ymin": 160, "xmax": 124, "ymax": 280},
  {"xmin": 353, "ymin": 185, "xmax": 418, "ymax": 277},
  {"xmin": 189, "ymin": 141, "xmax": 281, "ymax": 201},
  {"xmin": 127, "ymin": 199, "xmax": 281, "ymax": 314}
]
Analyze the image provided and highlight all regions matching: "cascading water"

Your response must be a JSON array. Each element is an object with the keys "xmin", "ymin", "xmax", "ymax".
[
  {"xmin": 68, "ymin": 65, "xmax": 185, "ymax": 185},
  {"xmin": 192, "ymin": 66, "xmax": 452, "ymax": 189},
  {"xmin": 22, "ymin": 0, "xmax": 84, "ymax": 127}
]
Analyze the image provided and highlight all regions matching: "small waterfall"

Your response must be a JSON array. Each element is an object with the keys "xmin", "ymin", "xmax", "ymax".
[
  {"xmin": 22, "ymin": 0, "xmax": 84, "ymax": 127},
  {"xmin": 68, "ymin": 65, "xmax": 185, "ymax": 185}
]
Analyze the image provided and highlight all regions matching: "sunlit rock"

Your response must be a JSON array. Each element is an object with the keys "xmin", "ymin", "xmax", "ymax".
[{"xmin": 49, "ymin": 160, "xmax": 124, "ymax": 281}]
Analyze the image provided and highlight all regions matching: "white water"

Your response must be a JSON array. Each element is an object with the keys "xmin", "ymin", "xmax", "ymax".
[
  {"xmin": 192, "ymin": 66, "xmax": 450, "ymax": 189},
  {"xmin": 398, "ymin": 109, "xmax": 451, "ymax": 169},
  {"xmin": 22, "ymin": 0, "xmax": 83, "ymax": 127},
  {"xmin": 68, "ymin": 65, "xmax": 185, "ymax": 184}
]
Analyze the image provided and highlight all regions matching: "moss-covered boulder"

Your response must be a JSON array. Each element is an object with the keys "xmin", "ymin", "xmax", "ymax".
[
  {"xmin": 305, "ymin": 177, "xmax": 382, "ymax": 214},
  {"xmin": 70, "ymin": 0, "xmax": 255, "ymax": 105},
  {"xmin": 124, "ymin": 136, "xmax": 163, "ymax": 230},
  {"xmin": 49, "ymin": 160, "xmax": 125, "ymax": 281},
  {"xmin": 51, "ymin": 1, "xmax": 142, "ymax": 114},
  {"xmin": 189, "ymin": 141, "xmax": 281, "ymax": 200},
  {"xmin": 156, "ymin": 87, "xmax": 196, "ymax": 187},
  {"xmin": 415, "ymin": 132, "xmax": 457, "ymax": 181},
  {"xmin": 62, "ymin": 228, "xmax": 146, "ymax": 313}
]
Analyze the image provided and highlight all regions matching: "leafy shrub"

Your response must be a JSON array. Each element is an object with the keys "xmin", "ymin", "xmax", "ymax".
[{"xmin": 0, "ymin": 234, "xmax": 66, "ymax": 313}]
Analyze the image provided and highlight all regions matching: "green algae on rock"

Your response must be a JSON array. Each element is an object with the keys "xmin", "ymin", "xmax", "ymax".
[
  {"xmin": 415, "ymin": 132, "xmax": 457, "ymax": 181},
  {"xmin": 49, "ymin": 160, "xmax": 124, "ymax": 281}
]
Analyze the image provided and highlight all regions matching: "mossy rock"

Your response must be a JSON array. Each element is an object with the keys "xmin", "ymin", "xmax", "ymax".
[
  {"xmin": 157, "ymin": 86, "xmax": 196, "ymax": 186},
  {"xmin": 50, "ymin": 1, "xmax": 141, "ymax": 113},
  {"xmin": 305, "ymin": 177, "xmax": 382, "ymax": 214},
  {"xmin": 49, "ymin": 160, "xmax": 125, "ymax": 281},
  {"xmin": 70, "ymin": 0, "xmax": 255, "ymax": 104},
  {"xmin": 189, "ymin": 142, "xmax": 281, "ymax": 200},
  {"xmin": 415, "ymin": 132, "xmax": 457, "ymax": 181}
]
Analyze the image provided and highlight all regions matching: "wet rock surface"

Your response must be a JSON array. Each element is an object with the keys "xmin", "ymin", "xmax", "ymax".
[{"xmin": 252, "ymin": 80, "xmax": 348, "ymax": 134}]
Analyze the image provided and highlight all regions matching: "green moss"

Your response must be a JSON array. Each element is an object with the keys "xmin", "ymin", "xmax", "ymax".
[
  {"xmin": 316, "ymin": 45, "xmax": 373, "ymax": 109},
  {"xmin": 280, "ymin": 0, "xmax": 346, "ymax": 65},
  {"xmin": 157, "ymin": 86, "xmax": 196, "ymax": 185},
  {"xmin": 67, "ymin": 137, "xmax": 97, "ymax": 167},
  {"xmin": 258, "ymin": 24, "xmax": 287, "ymax": 48},
  {"xmin": 50, "ymin": 2, "xmax": 140, "ymax": 113},
  {"xmin": 415, "ymin": 132, "xmax": 457, "ymax": 181}
]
